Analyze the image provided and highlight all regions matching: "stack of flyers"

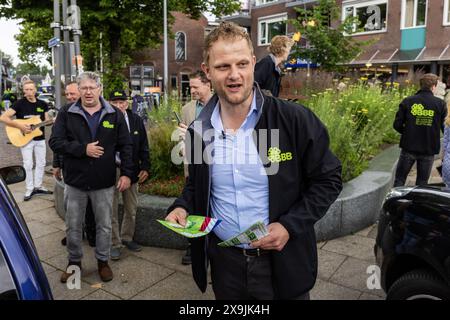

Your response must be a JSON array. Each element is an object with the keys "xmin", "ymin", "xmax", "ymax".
[
  {"xmin": 157, "ymin": 215, "xmax": 221, "ymax": 238},
  {"xmin": 218, "ymin": 221, "xmax": 269, "ymax": 247}
]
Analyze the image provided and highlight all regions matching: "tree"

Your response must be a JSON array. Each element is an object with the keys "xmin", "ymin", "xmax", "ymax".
[
  {"xmin": 290, "ymin": 0, "xmax": 372, "ymax": 72},
  {"xmin": 15, "ymin": 62, "xmax": 50, "ymax": 77},
  {"xmin": 0, "ymin": 49, "xmax": 14, "ymax": 69},
  {"xmin": 0, "ymin": 0, "xmax": 241, "ymax": 95}
]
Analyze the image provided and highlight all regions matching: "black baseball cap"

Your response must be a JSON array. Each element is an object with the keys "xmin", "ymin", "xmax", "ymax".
[{"xmin": 109, "ymin": 90, "xmax": 127, "ymax": 101}]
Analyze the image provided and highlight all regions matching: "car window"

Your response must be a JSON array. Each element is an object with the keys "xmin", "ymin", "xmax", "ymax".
[{"xmin": 0, "ymin": 248, "xmax": 18, "ymax": 300}]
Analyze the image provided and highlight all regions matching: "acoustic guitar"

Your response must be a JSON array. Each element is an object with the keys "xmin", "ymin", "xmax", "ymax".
[{"xmin": 5, "ymin": 116, "xmax": 54, "ymax": 147}]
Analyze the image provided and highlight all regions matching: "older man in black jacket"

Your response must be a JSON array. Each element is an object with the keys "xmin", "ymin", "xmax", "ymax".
[
  {"xmin": 50, "ymin": 72, "xmax": 133, "ymax": 283},
  {"xmin": 165, "ymin": 22, "xmax": 342, "ymax": 300}
]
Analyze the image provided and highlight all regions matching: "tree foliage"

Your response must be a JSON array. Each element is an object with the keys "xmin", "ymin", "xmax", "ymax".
[
  {"xmin": 291, "ymin": 0, "xmax": 372, "ymax": 72},
  {"xmin": 15, "ymin": 62, "xmax": 50, "ymax": 76},
  {"xmin": 0, "ymin": 0, "xmax": 240, "ymax": 95}
]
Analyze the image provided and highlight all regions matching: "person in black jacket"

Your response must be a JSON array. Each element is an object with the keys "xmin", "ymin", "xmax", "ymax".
[
  {"xmin": 49, "ymin": 72, "xmax": 133, "ymax": 283},
  {"xmin": 393, "ymin": 73, "xmax": 447, "ymax": 187},
  {"xmin": 165, "ymin": 22, "xmax": 342, "ymax": 300},
  {"xmin": 254, "ymin": 35, "xmax": 294, "ymax": 97},
  {"xmin": 55, "ymin": 81, "xmax": 97, "ymax": 247},
  {"xmin": 108, "ymin": 90, "xmax": 150, "ymax": 260}
]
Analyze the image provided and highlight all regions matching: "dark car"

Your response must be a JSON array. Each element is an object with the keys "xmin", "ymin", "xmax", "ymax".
[
  {"xmin": 375, "ymin": 185, "xmax": 450, "ymax": 300},
  {"xmin": 0, "ymin": 166, "xmax": 53, "ymax": 300}
]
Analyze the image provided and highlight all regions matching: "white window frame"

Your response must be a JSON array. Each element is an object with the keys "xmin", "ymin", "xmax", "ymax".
[
  {"xmin": 174, "ymin": 31, "xmax": 187, "ymax": 61},
  {"xmin": 401, "ymin": 0, "xmax": 428, "ymax": 29},
  {"xmin": 444, "ymin": 0, "xmax": 450, "ymax": 26},
  {"xmin": 255, "ymin": 0, "xmax": 278, "ymax": 6},
  {"xmin": 342, "ymin": 0, "xmax": 388, "ymax": 36},
  {"xmin": 258, "ymin": 13, "xmax": 288, "ymax": 46}
]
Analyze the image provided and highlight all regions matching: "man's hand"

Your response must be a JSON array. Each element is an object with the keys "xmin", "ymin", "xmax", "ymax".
[
  {"xmin": 19, "ymin": 123, "xmax": 32, "ymax": 134},
  {"xmin": 117, "ymin": 176, "xmax": 131, "ymax": 192},
  {"xmin": 178, "ymin": 123, "xmax": 188, "ymax": 141},
  {"xmin": 53, "ymin": 167, "xmax": 62, "ymax": 181},
  {"xmin": 86, "ymin": 141, "xmax": 104, "ymax": 158},
  {"xmin": 251, "ymin": 222, "xmax": 290, "ymax": 251},
  {"xmin": 165, "ymin": 207, "xmax": 188, "ymax": 227},
  {"xmin": 138, "ymin": 170, "xmax": 149, "ymax": 184}
]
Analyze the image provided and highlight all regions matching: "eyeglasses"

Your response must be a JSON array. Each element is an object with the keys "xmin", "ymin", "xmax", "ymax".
[{"xmin": 79, "ymin": 86, "xmax": 99, "ymax": 92}]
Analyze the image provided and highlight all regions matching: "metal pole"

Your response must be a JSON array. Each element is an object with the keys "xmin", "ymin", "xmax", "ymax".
[
  {"xmin": 163, "ymin": 0, "xmax": 168, "ymax": 101},
  {"xmin": 70, "ymin": 0, "xmax": 82, "ymax": 75},
  {"xmin": 62, "ymin": 0, "xmax": 71, "ymax": 84},
  {"xmin": 52, "ymin": 0, "xmax": 62, "ymax": 110},
  {"xmin": 99, "ymin": 32, "xmax": 103, "ymax": 79}
]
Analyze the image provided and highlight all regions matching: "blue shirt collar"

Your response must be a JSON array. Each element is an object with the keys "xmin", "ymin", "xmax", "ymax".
[{"xmin": 211, "ymin": 90, "xmax": 258, "ymax": 133}]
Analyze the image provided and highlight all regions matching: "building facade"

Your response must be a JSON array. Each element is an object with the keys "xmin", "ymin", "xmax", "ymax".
[
  {"xmin": 224, "ymin": 0, "xmax": 450, "ymax": 84},
  {"xmin": 129, "ymin": 12, "xmax": 212, "ymax": 99}
]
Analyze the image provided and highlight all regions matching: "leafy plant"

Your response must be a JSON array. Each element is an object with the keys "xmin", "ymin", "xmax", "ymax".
[{"xmin": 303, "ymin": 82, "xmax": 417, "ymax": 181}]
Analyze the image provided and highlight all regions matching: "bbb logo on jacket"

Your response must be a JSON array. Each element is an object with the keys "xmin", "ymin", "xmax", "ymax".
[
  {"xmin": 102, "ymin": 120, "xmax": 114, "ymax": 129},
  {"xmin": 411, "ymin": 103, "xmax": 435, "ymax": 126}
]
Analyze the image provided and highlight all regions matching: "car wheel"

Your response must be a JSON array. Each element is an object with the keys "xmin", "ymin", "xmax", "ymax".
[{"xmin": 387, "ymin": 268, "xmax": 450, "ymax": 300}]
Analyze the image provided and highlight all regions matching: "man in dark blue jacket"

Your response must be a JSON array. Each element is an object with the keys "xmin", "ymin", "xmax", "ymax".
[
  {"xmin": 108, "ymin": 90, "xmax": 150, "ymax": 260},
  {"xmin": 50, "ymin": 72, "xmax": 133, "ymax": 283},
  {"xmin": 393, "ymin": 73, "xmax": 447, "ymax": 186},
  {"xmin": 165, "ymin": 22, "xmax": 342, "ymax": 300}
]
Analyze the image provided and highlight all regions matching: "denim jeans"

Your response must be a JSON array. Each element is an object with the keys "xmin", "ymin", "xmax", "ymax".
[
  {"xmin": 393, "ymin": 150, "xmax": 434, "ymax": 187},
  {"xmin": 64, "ymin": 184, "xmax": 114, "ymax": 262}
]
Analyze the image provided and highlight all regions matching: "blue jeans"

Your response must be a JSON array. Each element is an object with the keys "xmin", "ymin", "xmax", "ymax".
[
  {"xmin": 393, "ymin": 150, "xmax": 434, "ymax": 187},
  {"xmin": 64, "ymin": 184, "xmax": 114, "ymax": 262}
]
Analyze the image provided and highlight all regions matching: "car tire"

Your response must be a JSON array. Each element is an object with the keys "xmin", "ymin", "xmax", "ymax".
[{"xmin": 387, "ymin": 268, "xmax": 450, "ymax": 300}]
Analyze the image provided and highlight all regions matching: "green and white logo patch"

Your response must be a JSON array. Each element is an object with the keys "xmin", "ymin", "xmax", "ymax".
[
  {"xmin": 102, "ymin": 120, "xmax": 114, "ymax": 129},
  {"xmin": 411, "ymin": 103, "xmax": 434, "ymax": 126}
]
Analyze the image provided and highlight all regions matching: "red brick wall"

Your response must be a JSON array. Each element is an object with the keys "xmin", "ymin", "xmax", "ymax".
[{"xmin": 131, "ymin": 12, "xmax": 208, "ymax": 93}]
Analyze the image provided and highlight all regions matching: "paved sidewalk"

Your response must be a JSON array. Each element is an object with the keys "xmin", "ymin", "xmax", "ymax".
[
  {"xmin": 7, "ymin": 158, "xmax": 443, "ymax": 300},
  {"xmin": 9, "ymin": 173, "xmax": 385, "ymax": 300}
]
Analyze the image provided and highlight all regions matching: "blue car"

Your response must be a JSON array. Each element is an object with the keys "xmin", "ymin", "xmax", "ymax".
[{"xmin": 0, "ymin": 166, "xmax": 53, "ymax": 300}]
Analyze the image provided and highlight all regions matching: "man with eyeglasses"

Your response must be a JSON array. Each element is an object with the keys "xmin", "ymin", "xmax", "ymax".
[{"xmin": 50, "ymin": 72, "xmax": 133, "ymax": 283}]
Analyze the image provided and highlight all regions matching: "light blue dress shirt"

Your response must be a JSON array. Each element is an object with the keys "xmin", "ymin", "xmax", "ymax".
[{"xmin": 210, "ymin": 92, "xmax": 269, "ymax": 248}]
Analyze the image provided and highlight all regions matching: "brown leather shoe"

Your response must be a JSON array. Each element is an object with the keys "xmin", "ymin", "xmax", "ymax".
[
  {"xmin": 60, "ymin": 261, "xmax": 82, "ymax": 283},
  {"xmin": 98, "ymin": 260, "xmax": 113, "ymax": 282}
]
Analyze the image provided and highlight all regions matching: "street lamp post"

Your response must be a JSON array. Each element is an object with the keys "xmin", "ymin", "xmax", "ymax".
[
  {"xmin": 62, "ymin": 0, "xmax": 71, "ymax": 84},
  {"xmin": 70, "ymin": 0, "xmax": 82, "ymax": 75},
  {"xmin": 52, "ymin": 0, "xmax": 62, "ymax": 110},
  {"xmin": 163, "ymin": 0, "xmax": 168, "ymax": 101}
]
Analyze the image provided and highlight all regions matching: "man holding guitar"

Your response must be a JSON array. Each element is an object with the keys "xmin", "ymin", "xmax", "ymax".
[{"xmin": 0, "ymin": 79, "xmax": 53, "ymax": 201}]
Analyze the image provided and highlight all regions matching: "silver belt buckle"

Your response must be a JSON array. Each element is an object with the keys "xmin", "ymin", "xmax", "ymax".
[{"xmin": 243, "ymin": 248, "xmax": 260, "ymax": 257}]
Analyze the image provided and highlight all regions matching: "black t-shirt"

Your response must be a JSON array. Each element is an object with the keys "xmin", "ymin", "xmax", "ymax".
[{"xmin": 11, "ymin": 98, "xmax": 49, "ymax": 141}]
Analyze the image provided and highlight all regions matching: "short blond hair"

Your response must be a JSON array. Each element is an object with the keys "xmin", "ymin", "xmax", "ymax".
[
  {"xmin": 203, "ymin": 21, "xmax": 253, "ymax": 66},
  {"xmin": 22, "ymin": 80, "xmax": 36, "ymax": 88},
  {"xmin": 268, "ymin": 35, "xmax": 295, "ymax": 57}
]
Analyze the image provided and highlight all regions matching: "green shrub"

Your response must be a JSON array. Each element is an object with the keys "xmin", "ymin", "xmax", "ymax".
[
  {"xmin": 303, "ymin": 83, "xmax": 417, "ymax": 182},
  {"xmin": 147, "ymin": 93, "xmax": 183, "ymax": 180}
]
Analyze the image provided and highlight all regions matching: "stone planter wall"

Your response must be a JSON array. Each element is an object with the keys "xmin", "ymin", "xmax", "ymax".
[{"xmin": 54, "ymin": 145, "xmax": 401, "ymax": 247}]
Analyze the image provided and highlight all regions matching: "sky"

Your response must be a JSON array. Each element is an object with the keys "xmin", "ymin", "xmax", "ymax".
[{"xmin": 0, "ymin": 17, "xmax": 22, "ymax": 65}]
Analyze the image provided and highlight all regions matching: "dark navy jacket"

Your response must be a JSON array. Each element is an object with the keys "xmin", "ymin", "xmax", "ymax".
[
  {"xmin": 394, "ymin": 89, "xmax": 447, "ymax": 155},
  {"xmin": 123, "ymin": 109, "xmax": 150, "ymax": 184},
  {"xmin": 49, "ymin": 98, "xmax": 133, "ymax": 190},
  {"xmin": 255, "ymin": 55, "xmax": 281, "ymax": 97},
  {"xmin": 167, "ymin": 85, "xmax": 343, "ymax": 299}
]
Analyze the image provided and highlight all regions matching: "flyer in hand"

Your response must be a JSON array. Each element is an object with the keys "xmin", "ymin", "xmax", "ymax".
[
  {"xmin": 218, "ymin": 221, "xmax": 269, "ymax": 247},
  {"xmin": 157, "ymin": 215, "xmax": 221, "ymax": 238}
]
